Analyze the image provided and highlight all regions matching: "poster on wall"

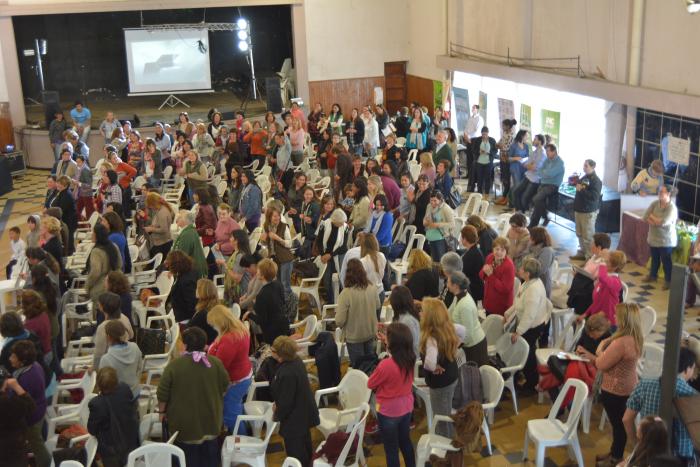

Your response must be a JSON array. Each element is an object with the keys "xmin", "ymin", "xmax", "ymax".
[
  {"xmin": 433, "ymin": 80, "xmax": 443, "ymax": 112},
  {"xmin": 520, "ymin": 104, "xmax": 532, "ymax": 131},
  {"xmin": 479, "ymin": 91, "xmax": 488, "ymax": 122},
  {"xmin": 541, "ymin": 109, "xmax": 561, "ymax": 146},
  {"xmin": 497, "ymin": 98, "xmax": 515, "ymax": 122},
  {"xmin": 453, "ymin": 87, "xmax": 470, "ymax": 133},
  {"xmin": 442, "ymin": 79, "xmax": 451, "ymax": 119}
]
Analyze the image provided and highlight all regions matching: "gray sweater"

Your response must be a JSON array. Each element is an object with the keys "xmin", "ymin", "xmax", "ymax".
[
  {"xmin": 643, "ymin": 200, "xmax": 678, "ymax": 247},
  {"xmin": 99, "ymin": 341, "xmax": 142, "ymax": 396}
]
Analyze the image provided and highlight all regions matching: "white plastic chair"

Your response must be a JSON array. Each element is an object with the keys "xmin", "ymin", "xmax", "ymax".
[
  {"xmin": 415, "ymin": 414, "xmax": 463, "ymax": 467},
  {"xmin": 130, "ymin": 253, "xmax": 163, "ymax": 286},
  {"xmin": 481, "ymin": 314, "xmax": 504, "ymax": 356},
  {"xmin": 389, "ymin": 225, "xmax": 417, "ymax": 284},
  {"xmin": 46, "ymin": 394, "xmax": 97, "ymax": 453},
  {"xmin": 291, "ymin": 256, "xmax": 328, "ymax": 318},
  {"xmin": 243, "ymin": 381, "xmax": 274, "ymax": 438},
  {"xmin": 522, "ymin": 378, "xmax": 588, "ymax": 467},
  {"xmin": 536, "ymin": 315, "xmax": 584, "ymax": 367},
  {"xmin": 494, "ymin": 213, "xmax": 512, "ymax": 237},
  {"xmin": 621, "ymin": 281, "xmax": 629, "ymax": 301},
  {"xmin": 480, "ymin": 365, "xmax": 505, "ymax": 455},
  {"xmin": 314, "ymin": 369, "xmax": 371, "ymax": 439},
  {"xmin": 282, "ymin": 458, "xmax": 303, "ymax": 467},
  {"xmin": 313, "ymin": 403, "xmax": 369, "ymax": 467},
  {"xmin": 495, "ymin": 333, "xmax": 529, "ymax": 414},
  {"xmin": 54, "ymin": 435, "xmax": 97, "ymax": 467},
  {"xmin": 127, "ymin": 443, "xmax": 186, "ymax": 467},
  {"xmin": 640, "ymin": 342, "xmax": 664, "ymax": 378},
  {"xmin": 477, "ymin": 199, "xmax": 490, "ymax": 218},
  {"xmin": 290, "ymin": 314, "xmax": 319, "ymax": 343},
  {"xmin": 640, "ymin": 306, "xmax": 657, "ymax": 338},
  {"xmin": 132, "ymin": 271, "xmax": 174, "ymax": 327},
  {"xmin": 221, "ymin": 405, "xmax": 278, "ymax": 467}
]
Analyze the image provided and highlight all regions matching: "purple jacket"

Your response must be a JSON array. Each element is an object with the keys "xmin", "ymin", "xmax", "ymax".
[
  {"xmin": 380, "ymin": 175, "xmax": 401, "ymax": 211},
  {"xmin": 16, "ymin": 363, "xmax": 46, "ymax": 425}
]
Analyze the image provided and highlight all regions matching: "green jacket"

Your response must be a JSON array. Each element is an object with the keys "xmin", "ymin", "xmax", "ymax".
[
  {"xmin": 433, "ymin": 144, "xmax": 454, "ymax": 171},
  {"xmin": 172, "ymin": 224, "xmax": 208, "ymax": 278},
  {"xmin": 157, "ymin": 354, "xmax": 229, "ymax": 443}
]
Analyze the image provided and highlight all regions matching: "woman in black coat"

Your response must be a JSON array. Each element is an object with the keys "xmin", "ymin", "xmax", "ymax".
[
  {"xmin": 165, "ymin": 250, "xmax": 198, "ymax": 322},
  {"xmin": 460, "ymin": 225, "xmax": 485, "ymax": 302},
  {"xmin": 88, "ymin": 367, "xmax": 140, "ymax": 467},
  {"xmin": 270, "ymin": 336, "xmax": 320, "ymax": 467},
  {"xmin": 243, "ymin": 259, "xmax": 290, "ymax": 345},
  {"xmin": 50, "ymin": 176, "xmax": 78, "ymax": 253}
]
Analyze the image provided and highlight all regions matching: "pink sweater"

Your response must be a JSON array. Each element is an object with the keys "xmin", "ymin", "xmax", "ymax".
[
  {"xmin": 215, "ymin": 217, "xmax": 241, "ymax": 255},
  {"xmin": 367, "ymin": 357, "xmax": 414, "ymax": 417},
  {"xmin": 582, "ymin": 265, "xmax": 621, "ymax": 325},
  {"xmin": 595, "ymin": 335, "xmax": 640, "ymax": 396}
]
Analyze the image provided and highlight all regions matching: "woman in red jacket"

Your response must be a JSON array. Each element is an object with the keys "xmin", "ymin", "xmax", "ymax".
[
  {"xmin": 207, "ymin": 304, "xmax": 252, "ymax": 435},
  {"xmin": 242, "ymin": 120, "xmax": 268, "ymax": 168},
  {"xmin": 479, "ymin": 236, "xmax": 515, "ymax": 315},
  {"xmin": 194, "ymin": 188, "xmax": 217, "ymax": 247}
]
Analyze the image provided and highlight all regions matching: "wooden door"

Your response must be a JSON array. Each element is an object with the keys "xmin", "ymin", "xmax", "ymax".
[{"xmin": 384, "ymin": 61, "xmax": 407, "ymax": 115}]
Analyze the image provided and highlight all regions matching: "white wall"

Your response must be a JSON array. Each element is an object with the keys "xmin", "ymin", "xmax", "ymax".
[
  {"xmin": 303, "ymin": 0, "xmax": 409, "ymax": 81},
  {"xmin": 406, "ymin": 0, "xmax": 446, "ymax": 81},
  {"xmin": 0, "ymin": 37, "xmax": 8, "ymax": 102}
]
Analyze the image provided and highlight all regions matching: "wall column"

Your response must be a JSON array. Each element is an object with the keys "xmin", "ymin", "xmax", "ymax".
[
  {"xmin": 291, "ymin": 3, "xmax": 309, "ymax": 105},
  {"xmin": 0, "ymin": 16, "xmax": 26, "ymax": 128}
]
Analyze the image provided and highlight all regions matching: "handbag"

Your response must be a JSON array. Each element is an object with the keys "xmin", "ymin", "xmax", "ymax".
[
  {"xmin": 546, "ymin": 354, "xmax": 570, "ymax": 382},
  {"xmin": 136, "ymin": 327, "xmax": 167, "ymax": 355},
  {"xmin": 447, "ymin": 183, "xmax": 462, "ymax": 209}
]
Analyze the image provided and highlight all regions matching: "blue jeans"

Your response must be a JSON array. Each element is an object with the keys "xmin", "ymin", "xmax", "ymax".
[
  {"xmin": 475, "ymin": 162, "xmax": 492, "ymax": 195},
  {"xmin": 377, "ymin": 412, "xmax": 416, "ymax": 467},
  {"xmin": 650, "ymin": 246, "xmax": 673, "ymax": 284},
  {"xmin": 346, "ymin": 339, "xmax": 375, "ymax": 368},
  {"xmin": 224, "ymin": 377, "xmax": 251, "ymax": 435},
  {"xmin": 175, "ymin": 438, "xmax": 218, "ymax": 467},
  {"xmin": 510, "ymin": 161, "xmax": 525, "ymax": 188},
  {"xmin": 278, "ymin": 260, "xmax": 293, "ymax": 296},
  {"xmin": 429, "ymin": 239, "xmax": 447, "ymax": 262}
]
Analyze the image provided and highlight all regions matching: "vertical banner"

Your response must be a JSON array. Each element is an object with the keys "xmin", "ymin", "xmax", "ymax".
[
  {"xmin": 442, "ymin": 79, "xmax": 451, "ymax": 120},
  {"xmin": 433, "ymin": 80, "xmax": 443, "ymax": 112},
  {"xmin": 478, "ymin": 91, "xmax": 488, "ymax": 122},
  {"xmin": 519, "ymin": 104, "xmax": 532, "ymax": 131},
  {"xmin": 453, "ymin": 87, "xmax": 470, "ymax": 134},
  {"xmin": 497, "ymin": 98, "xmax": 515, "ymax": 122},
  {"xmin": 541, "ymin": 109, "xmax": 561, "ymax": 146}
]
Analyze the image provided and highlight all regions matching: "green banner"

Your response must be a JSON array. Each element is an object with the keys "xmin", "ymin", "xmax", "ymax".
[
  {"xmin": 453, "ymin": 87, "xmax": 470, "ymax": 134},
  {"xmin": 520, "ymin": 104, "xmax": 532, "ymax": 131},
  {"xmin": 541, "ymin": 109, "xmax": 561, "ymax": 146},
  {"xmin": 433, "ymin": 80, "xmax": 443, "ymax": 111},
  {"xmin": 478, "ymin": 91, "xmax": 487, "ymax": 122}
]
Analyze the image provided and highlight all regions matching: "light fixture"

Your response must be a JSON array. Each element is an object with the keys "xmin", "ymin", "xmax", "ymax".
[
  {"xmin": 237, "ymin": 18, "xmax": 248, "ymax": 29},
  {"xmin": 687, "ymin": 0, "xmax": 700, "ymax": 13},
  {"xmin": 238, "ymin": 40, "xmax": 249, "ymax": 52},
  {"xmin": 237, "ymin": 30, "xmax": 248, "ymax": 40}
]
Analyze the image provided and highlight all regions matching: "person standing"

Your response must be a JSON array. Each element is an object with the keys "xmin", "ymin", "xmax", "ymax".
[
  {"xmin": 49, "ymin": 111, "xmax": 68, "ymax": 161},
  {"xmin": 172, "ymin": 210, "xmax": 208, "ymax": 279},
  {"xmin": 643, "ymin": 185, "xmax": 678, "ymax": 290},
  {"xmin": 469, "ymin": 127, "xmax": 497, "ymax": 196},
  {"xmin": 528, "ymin": 144, "xmax": 565, "ymax": 228},
  {"xmin": 571, "ymin": 159, "xmax": 603, "ymax": 261},
  {"xmin": 512, "ymin": 134, "xmax": 546, "ymax": 212},
  {"xmin": 465, "ymin": 105, "xmax": 484, "ymax": 140},
  {"xmin": 432, "ymin": 129, "xmax": 454, "ymax": 173}
]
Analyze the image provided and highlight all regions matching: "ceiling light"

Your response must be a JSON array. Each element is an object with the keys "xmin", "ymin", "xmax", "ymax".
[
  {"xmin": 238, "ymin": 40, "xmax": 249, "ymax": 52},
  {"xmin": 237, "ymin": 30, "xmax": 248, "ymax": 41},
  {"xmin": 237, "ymin": 18, "xmax": 248, "ymax": 29},
  {"xmin": 687, "ymin": 0, "xmax": 700, "ymax": 13}
]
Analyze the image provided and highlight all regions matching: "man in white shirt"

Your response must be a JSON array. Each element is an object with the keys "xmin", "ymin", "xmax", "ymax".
[
  {"xmin": 465, "ymin": 105, "xmax": 485, "ymax": 140},
  {"xmin": 362, "ymin": 108, "xmax": 379, "ymax": 157},
  {"xmin": 6, "ymin": 226, "xmax": 26, "ymax": 278}
]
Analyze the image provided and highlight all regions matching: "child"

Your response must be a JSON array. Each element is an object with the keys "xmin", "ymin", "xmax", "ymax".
[
  {"xmin": 339, "ymin": 183, "xmax": 355, "ymax": 215},
  {"xmin": 578, "ymin": 250, "xmax": 626, "ymax": 327},
  {"xmin": 99, "ymin": 111, "xmax": 120, "ymax": 145},
  {"xmin": 6, "ymin": 226, "xmax": 26, "ymax": 278}
]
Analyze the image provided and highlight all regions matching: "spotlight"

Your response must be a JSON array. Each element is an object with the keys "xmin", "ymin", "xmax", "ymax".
[
  {"xmin": 237, "ymin": 30, "xmax": 248, "ymax": 41},
  {"xmin": 237, "ymin": 18, "xmax": 248, "ymax": 29},
  {"xmin": 688, "ymin": 0, "xmax": 700, "ymax": 13},
  {"xmin": 238, "ymin": 40, "xmax": 249, "ymax": 52}
]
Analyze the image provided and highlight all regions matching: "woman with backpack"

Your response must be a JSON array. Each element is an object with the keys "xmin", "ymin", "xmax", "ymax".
[{"xmin": 368, "ymin": 322, "xmax": 416, "ymax": 467}]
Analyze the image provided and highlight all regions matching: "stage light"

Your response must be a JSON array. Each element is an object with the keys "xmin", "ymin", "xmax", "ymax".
[
  {"xmin": 237, "ymin": 18, "xmax": 248, "ymax": 29},
  {"xmin": 688, "ymin": 0, "xmax": 700, "ymax": 13},
  {"xmin": 237, "ymin": 30, "xmax": 248, "ymax": 40},
  {"xmin": 238, "ymin": 40, "xmax": 249, "ymax": 52},
  {"xmin": 39, "ymin": 39, "xmax": 47, "ymax": 55}
]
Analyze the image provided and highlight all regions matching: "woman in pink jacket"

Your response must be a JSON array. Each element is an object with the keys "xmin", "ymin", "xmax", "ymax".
[{"xmin": 578, "ymin": 250, "xmax": 626, "ymax": 327}]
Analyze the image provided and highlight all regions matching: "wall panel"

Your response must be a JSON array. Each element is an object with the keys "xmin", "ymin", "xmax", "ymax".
[
  {"xmin": 406, "ymin": 74, "xmax": 434, "ymax": 113},
  {"xmin": 308, "ymin": 77, "xmax": 384, "ymax": 117}
]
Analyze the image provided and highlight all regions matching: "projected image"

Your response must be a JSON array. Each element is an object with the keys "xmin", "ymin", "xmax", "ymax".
[{"xmin": 125, "ymin": 29, "xmax": 212, "ymax": 94}]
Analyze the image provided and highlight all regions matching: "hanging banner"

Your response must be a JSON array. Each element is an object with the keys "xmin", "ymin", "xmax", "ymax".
[
  {"xmin": 433, "ymin": 80, "xmax": 443, "ymax": 112},
  {"xmin": 497, "ymin": 98, "xmax": 515, "ymax": 122},
  {"xmin": 479, "ymin": 91, "xmax": 488, "ymax": 122},
  {"xmin": 453, "ymin": 87, "xmax": 470, "ymax": 134},
  {"xmin": 519, "ymin": 104, "xmax": 532, "ymax": 131},
  {"xmin": 442, "ymin": 79, "xmax": 451, "ymax": 120},
  {"xmin": 541, "ymin": 109, "xmax": 561, "ymax": 146}
]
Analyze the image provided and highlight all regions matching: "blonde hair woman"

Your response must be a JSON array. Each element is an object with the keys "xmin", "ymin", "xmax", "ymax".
[
  {"xmin": 578, "ymin": 303, "xmax": 643, "ymax": 465},
  {"xmin": 419, "ymin": 152, "xmax": 436, "ymax": 184},
  {"xmin": 207, "ymin": 304, "xmax": 252, "ymax": 434},
  {"xmin": 142, "ymin": 192, "xmax": 175, "ymax": 259},
  {"xmin": 420, "ymin": 297, "xmax": 460, "ymax": 439},
  {"xmin": 188, "ymin": 278, "xmax": 220, "ymax": 344},
  {"xmin": 405, "ymin": 249, "xmax": 439, "ymax": 303},
  {"xmin": 360, "ymin": 233, "xmax": 386, "ymax": 305}
]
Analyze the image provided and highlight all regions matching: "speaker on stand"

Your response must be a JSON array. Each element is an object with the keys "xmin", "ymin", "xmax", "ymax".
[{"xmin": 265, "ymin": 77, "xmax": 282, "ymax": 114}]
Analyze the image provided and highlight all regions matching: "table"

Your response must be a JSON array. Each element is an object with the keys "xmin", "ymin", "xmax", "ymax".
[{"xmin": 552, "ymin": 185, "xmax": 621, "ymax": 233}]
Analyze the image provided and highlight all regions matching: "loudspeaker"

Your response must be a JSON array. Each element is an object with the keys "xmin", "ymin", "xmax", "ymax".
[
  {"xmin": 42, "ymin": 91, "xmax": 61, "ymax": 129},
  {"xmin": 0, "ymin": 157, "xmax": 14, "ymax": 196},
  {"xmin": 265, "ymin": 77, "xmax": 282, "ymax": 113}
]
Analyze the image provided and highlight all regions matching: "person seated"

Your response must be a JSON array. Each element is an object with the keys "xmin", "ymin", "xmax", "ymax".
[
  {"xmin": 506, "ymin": 212, "xmax": 530, "ymax": 270},
  {"xmin": 562, "ymin": 233, "xmax": 612, "ymax": 313}
]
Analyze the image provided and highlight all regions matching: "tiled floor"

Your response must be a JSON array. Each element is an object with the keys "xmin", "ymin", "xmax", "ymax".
[{"xmin": 0, "ymin": 171, "xmax": 682, "ymax": 466}]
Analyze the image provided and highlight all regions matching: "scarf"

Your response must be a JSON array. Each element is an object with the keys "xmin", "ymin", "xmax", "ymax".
[
  {"xmin": 368, "ymin": 210, "xmax": 385, "ymax": 236},
  {"xmin": 183, "ymin": 351, "xmax": 211, "ymax": 368}
]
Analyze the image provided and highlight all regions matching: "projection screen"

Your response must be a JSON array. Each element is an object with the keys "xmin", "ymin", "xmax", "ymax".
[{"xmin": 124, "ymin": 28, "xmax": 213, "ymax": 94}]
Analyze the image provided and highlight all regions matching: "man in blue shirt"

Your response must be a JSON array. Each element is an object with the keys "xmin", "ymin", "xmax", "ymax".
[
  {"xmin": 624, "ymin": 347, "xmax": 698, "ymax": 464},
  {"xmin": 70, "ymin": 100, "xmax": 92, "ymax": 143},
  {"xmin": 528, "ymin": 143, "xmax": 565, "ymax": 228}
]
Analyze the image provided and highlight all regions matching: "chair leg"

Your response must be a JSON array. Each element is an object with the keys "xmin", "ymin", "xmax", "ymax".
[
  {"xmin": 599, "ymin": 409, "xmax": 607, "ymax": 431},
  {"xmin": 582, "ymin": 398, "xmax": 591, "ymax": 434},
  {"xmin": 536, "ymin": 443, "xmax": 546, "ymax": 467},
  {"xmin": 506, "ymin": 379, "xmax": 519, "ymax": 414},
  {"xmin": 482, "ymin": 418, "xmax": 492, "ymax": 455},
  {"xmin": 522, "ymin": 429, "xmax": 529, "ymax": 461},
  {"xmin": 571, "ymin": 434, "xmax": 584, "ymax": 467}
]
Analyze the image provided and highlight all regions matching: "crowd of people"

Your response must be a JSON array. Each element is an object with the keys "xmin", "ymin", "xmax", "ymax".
[{"xmin": 0, "ymin": 98, "xmax": 696, "ymax": 467}]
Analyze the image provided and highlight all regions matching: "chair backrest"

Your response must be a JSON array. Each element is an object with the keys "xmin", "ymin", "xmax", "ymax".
[
  {"xmin": 494, "ymin": 213, "xmax": 511, "ymax": 237},
  {"xmin": 414, "ymin": 233, "xmax": 426, "ymax": 251},
  {"xmin": 462, "ymin": 193, "xmax": 482, "ymax": 217},
  {"xmin": 556, "ymin": 314, "xmax": 582, "ymax": 351},
  {"xmin": 231, "ymin": 303, "xmax": 241, "ymax": 319},
  {"xmin": 407, "ymin": 148, "xmax": 418, "ymax": 162},
  {"xmin": 640, "ymin": 306, "xmax": 657, "ymax": 338},
  {"xmin": 299, "ymin": 314, "xmax": 319, "ymax": 340},
  {"xmin": 391, "ymin": 217, "xmax": 405, "ymax": 243},
  {"xmin": 481, "ymin": 314, "xmax": 504, "ymax": 347},
  {"xmin": 477, "ymin": 200, "xmax": 489, "ymax": 218},
  {"xmin": 281, "ymin": 457, "xmax": 303, "ymax": 467},
  {"xmin": 640, "ymin": 342, "xmax": 664, "ymax": 378},
  {"xmin": 334, "ymin": 403, "xmax": 370, "ymax": 467},
  {"xmin": 155, "ymin": 271, "xmax": 175, "ymax": 297},
  {"xmin": 133, "ymin": 176, "xmax": 147, "ymax": 191},
  {"xmin": 399, "ymin": 225, "xmax": 417, "ymax": 263},
  {"xmin": 479, "ymin": 365, "xmax": 505, "ymax": 406},
  {"xmin": 217, "ymin": 180, "xmax": 228, "ymax": 197},
  {"xmin": 496, "ymin": 334, "xmax": 529, "ymax": 370},
  {"xmin": 409, "ymin": 161, "xmax": 421, "ymax": 181},
  {"xmin": 549, "ymin": 378, "xmax": 589, "ymax": 439},
  {"xmin": 126, "ymin": 442, "xmax": 186, "ymax": 467},
  {"xmin": 249, "ymin": 227, "xmax": 263, "ymax": 252},
  {"xmin": 621, "ymin": 281, "xmax": 629, "ymax": 302},
  {"xmin": 162, "ymin": 165, "xmax": 173, "ymax": 180},
  {"xmin": 338, "ymin": 369, "xmax": 371, "ymax": 409},
  {"xmin": 59, "ymin": 461, "xmax": 84, "ymax": 467},
  {"xmin": 84, "ymin": 434, "xmax": 98, "ymax": 466}
]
